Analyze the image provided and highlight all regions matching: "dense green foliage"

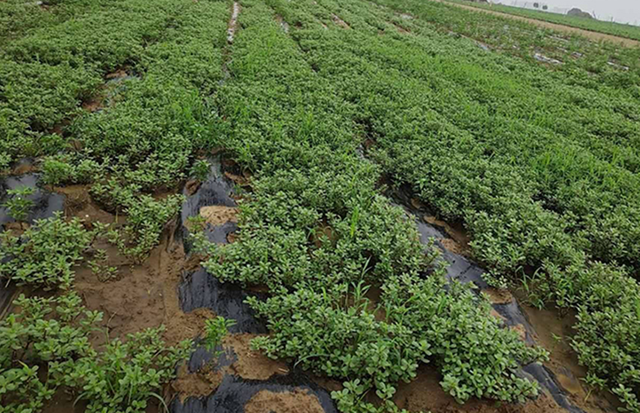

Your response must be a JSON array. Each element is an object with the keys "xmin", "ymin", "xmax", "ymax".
[
  {"xmin": 0, "ymin": 214, "xmax": 92, "ymax": 289},
  {"xmin": 258, "ymin": 0, "xmax": 640, "ymax": 409},
  {"xmin": 0, "ymin": 1, "xmax": 231, "ymax": 411},
  {"xmin": 2, "ymin": 186, "xmax": 35, "ymax": 221},
  {"xmin": 3, "ymin": 0, "xmax": 640, "ymax": 411},
  {"xmin": 199, "ymin": 2, "xmax": 548, "ymax": 411},
  {"xmin": 447, "ymin": 0, "xmax": 640, "ymax": 42}
]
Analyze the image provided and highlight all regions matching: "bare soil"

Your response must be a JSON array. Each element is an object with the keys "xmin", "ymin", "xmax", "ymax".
[
  {"xmin": 245, "ymin": 389, "xmax": 326, "ymax": 413},
  {"xmin": 483, "ymin": 287, "xmax": 514, "ymax": 304},
  {"xmin": 57, "ymin": 185, "xmax": 211, "ymax": 347},
  {"xmin": 519, "ymin": 302, "xmax": 619, "ymax": 412},
  {"xmin": 223, "ymin": 333, "xmax": 290, "ymax": 380},
  {"xmin": 394, "ymin": 365, "xmax": 568, "ymax": 413},
  {"xmin": 199, "ymin": 205, "xmax": 238, "ymax": 227},
  {"xmin": 171, "ymin": 364, "xmax": 227, "ymax": 402}
]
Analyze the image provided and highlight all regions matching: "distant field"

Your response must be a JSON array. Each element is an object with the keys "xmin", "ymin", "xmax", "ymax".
[{"xmin": 446, "ymin": 0, "xmax": 640, "ymax": 41}]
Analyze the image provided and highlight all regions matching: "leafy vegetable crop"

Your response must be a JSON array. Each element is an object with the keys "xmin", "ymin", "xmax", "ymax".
[{"xmin": 2, "ymin": 0, "xmax": 640, "ymax": 410}]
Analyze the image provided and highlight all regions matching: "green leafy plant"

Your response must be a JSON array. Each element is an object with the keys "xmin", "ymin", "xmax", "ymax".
[
  {"xmin": 91, "ymin": 180, "xmax": 183, "ymax": 261},
  {"xmin": 202, "ymin": 316, "xmax": 236, "ymax": 352},
  {"xmin": 2, "ymin": 186, "xmax": 35, "ymax": 222},
  {"xmin": 190, "ymin": 159, "xmax": 211, "ymax": 182},
  {"xmin": 0, "ymin": 212, "xmax": 92, "ymax": 289}
]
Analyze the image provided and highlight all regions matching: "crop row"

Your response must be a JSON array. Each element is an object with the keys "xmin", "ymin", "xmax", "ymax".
[
  {"xmin": 1, "ymin": 0, "xmax": 231, "ymax": 410},
  {"xmin": 2, "ymin": 0, "xmax": 639, "ymax": 411},
  {"xmin": 195, "ymin": 1, "xmax": 550, "ymax": 411},
  {"xmin": 262, "ymin": 0, "xmax": 639, "ymax": 409}
]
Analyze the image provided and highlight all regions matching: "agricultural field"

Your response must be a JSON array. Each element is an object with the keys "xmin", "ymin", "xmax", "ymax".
[
  {"xmin": 1, "ymin": 0, "xmax": 639, "ymax": 412},
  {"xmin": 445, "ymin": 0, "xmax": 640, "ymax": 42}
]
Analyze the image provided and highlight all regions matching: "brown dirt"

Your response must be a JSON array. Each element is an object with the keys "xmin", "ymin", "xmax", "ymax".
[
  {"xmin": 73, "ymin": 235, "xmax": 191, "ymax": 345},
  {"xmin": 424, "ymin": 215, "xmax": 470, "ymax": 246},
  {"xmin": 223, "ymin": 333, "xmax": 290, "ymax": 380},
  {"xmin": 394, "ymin": 365, "xmax": 568, "ymax": 413},
  {"xmin": 332, "ymin": 14, "xmax": 351, "ymax": 29},
  {"xmin": 42, "ymin": 388, "xmax": 87, "ymax": 413},
  {"xmin": 435, "ymin": 0, "xmax": 640, "ymax": 47},
  {"xmin": 171, "ymin": 364, "xmax": 227, "ymax": 402},
  {"xmin": 106, "ymin": 69, "xmax": 128, "ymax": 79},
  {"xmin": 185, "ymin": 179, "xmax": 202, "ymax": 196},
  {"xmin": 56, "ymin": 185, "xmax": 210, "ymax": 348},
  {"xmin": 395, "ymin": 24, "xmax": 410, "ymax": 34},
  {"xmin": 227, "ymin": 232, "xmax": 238, "ymax": 243},
  {"xmin": 439, "ymin": 238, "xmax": 468, "ymax": 255},
  {"xmin": 310, "ymin": 374, "xmax": 344, "ymax": 393},
  {"xmin": 43, "ymin": 387, "xmax": 159, "ymax": 413},
  {"xmin": 164, "ymin": 307, "xmax": 216, "ymax": 347},
  {"xmin": 424, "ymin": 214, "xmax": 471, "ymax": 256},
  {"xmin": 55, "ymin": 185, "xmax": 116, "ymax": 225},
  {"xmin": 224, "ymin": 171, "xmax": 250, "ymax": 186},
  {"xmin": 3, "ymin": 221, "xmax": 29, "ymax": 233},
  {"xmin": 244, "ymin": 389, "xmax": 326, "ymax": 413},
  {"xmin": 511, "ymin": 323, "xmax": 527, "ymax": 341},
  {"xmin": 199, "ymin": 205, "xmax": 238, "ymax": 227},
  {"xmin": 10, "ymin": 162, "xmax": 38, "ymax": 175},
  {"xmin": 490, "ymin": 307, "xmax": 507, "ymax": 321},
  {"xmin": 409, "ymin": 197, "xmax": 425, "ymax": 209},
  {"xmin": 518, "ymin": 302, "xmax": 618, "ymax": 412},
  {"xmin": 483, "ymin": 287, "xmax": 514, "ymax": 304},
  {"xmin": 82, "ymin": 97, "xmax": 102, "ymax": 113}
]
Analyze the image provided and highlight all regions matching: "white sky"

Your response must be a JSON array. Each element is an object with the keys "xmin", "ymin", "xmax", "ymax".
[{"xmin": 504, "ymin": 0, "xmax": 640, "ymax": 25}]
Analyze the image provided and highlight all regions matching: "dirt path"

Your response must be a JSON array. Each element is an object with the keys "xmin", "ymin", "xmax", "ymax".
[{"xmin": 436, "ymin": 0, "xmax": 640, "ymax": 47}]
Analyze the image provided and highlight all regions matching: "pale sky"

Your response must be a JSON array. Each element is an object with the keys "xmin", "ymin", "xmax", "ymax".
[{"xmin": 504, "ymin": 0, "xmax": 640, "ymax": 25}]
